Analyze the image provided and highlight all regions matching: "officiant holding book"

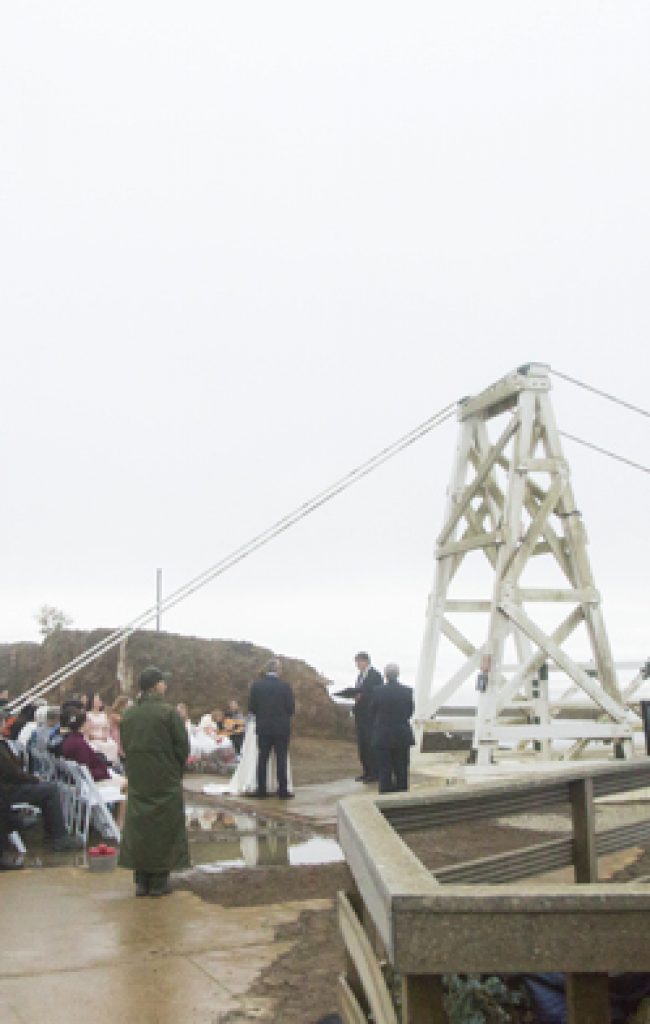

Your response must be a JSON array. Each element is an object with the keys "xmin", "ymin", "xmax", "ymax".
[{"xmin": 352, "ymin": 650, "xmax": 382, "ymax": 782}]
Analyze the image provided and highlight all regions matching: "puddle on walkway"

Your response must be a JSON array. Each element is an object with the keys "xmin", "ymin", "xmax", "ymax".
[
  {"xmin": 185, "ymin": 802, "xmax": 343, "ymax": 871},
  {"xmin": 13, "ymin": 801, "xmax": 343, "ymax": 873}
]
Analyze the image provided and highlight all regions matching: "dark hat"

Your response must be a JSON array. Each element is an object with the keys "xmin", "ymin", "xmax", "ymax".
[
  {"xmin": 138, "ymin": 666, "xmax": 170, "ymax": 691},
  {"xmin": 355, "ymin": 651, "xmax": 370, "ymax": 663}
]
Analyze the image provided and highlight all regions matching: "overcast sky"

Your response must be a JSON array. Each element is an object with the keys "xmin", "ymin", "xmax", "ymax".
[{"xmin": 1, "ymin": 3, "xmax": 648, "ymax": 689}]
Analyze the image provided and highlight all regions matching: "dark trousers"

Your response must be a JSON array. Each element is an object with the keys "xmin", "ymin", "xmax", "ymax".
[
  {"xmin": 0, "ymin": 792, "xmax": 11, "ymax": 851},
  {"xmin": 355, "ymin": 718, "xmax": 377, "ymax": 779},
  {"xmin": 257, "ymin": 733, "xmax": 290, "ymax": 796},
  {"xmin": 375, "ymin": 745, "xmax": 410, "ymax": 794},
  {"xmin": 3, "ymin": 782, "xmax": 66, "ymax": 839}
]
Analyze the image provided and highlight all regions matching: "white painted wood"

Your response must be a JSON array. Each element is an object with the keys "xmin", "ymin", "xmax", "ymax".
[{"xmin": 414, "ymin": 365, "xmax": 634, "ymax": 764}]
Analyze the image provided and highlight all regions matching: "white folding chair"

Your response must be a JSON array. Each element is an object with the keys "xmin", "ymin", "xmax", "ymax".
[{"xmin": 67, "ymin": 761, "xmax": 123, "ymax": 845}]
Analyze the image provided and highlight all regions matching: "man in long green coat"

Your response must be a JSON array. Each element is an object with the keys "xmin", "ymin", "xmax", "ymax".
[{"xmin": 119, "ymin": 666, "xmax": 190, "ymax": 897}]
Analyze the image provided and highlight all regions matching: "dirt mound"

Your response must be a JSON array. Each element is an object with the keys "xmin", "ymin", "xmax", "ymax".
[{"xmin": 0, "ymin": 629, "xmax": 354, "ymax": 740}]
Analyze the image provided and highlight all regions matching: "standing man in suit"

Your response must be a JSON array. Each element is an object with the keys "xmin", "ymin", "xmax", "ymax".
[
  {"xmin": 370, "ymin": 663, "xmax": 415, "ymax": 794},
  {"xmin": 353, "ymin": 651, "xmax": 383, "ymax": 783},
  {"xmin": 248, "ymin": 657, "xmax": 295, "ymax": 799}
]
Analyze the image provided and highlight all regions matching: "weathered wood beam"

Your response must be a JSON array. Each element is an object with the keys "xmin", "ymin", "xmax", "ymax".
[
  {"xmin": 503, "ymin": 474, "xmax": 567, "ymax": 580},
  {"xmin": 338, "ymin": 891, "xmax": 399, "ymax": 1024},
  {"xmin": 515, "ymin": 587, "xmax": 600, "ymax": 604},
  {"xmin": 458, "ymin": 367, "xmax": 549, "ymax": 421},
  {"xmin": 437, "ymin": 416, "xmax": 520, "ymax": 546},
  {"xmin": 437, "ymin": 530, "xmax": 503, "ymax": 559},
  {"xmin": 500, "ymin": 602, "xmax": 630, "ymax": 724},
  {"xmin": 444, "ymin": 600, "xmax": 492, "ymax": 613}
]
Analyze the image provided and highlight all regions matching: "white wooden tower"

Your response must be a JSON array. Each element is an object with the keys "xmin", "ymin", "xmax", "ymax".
[{"xmin": 414, "ymin": 363, "xmax": 638, "ymax": 765}]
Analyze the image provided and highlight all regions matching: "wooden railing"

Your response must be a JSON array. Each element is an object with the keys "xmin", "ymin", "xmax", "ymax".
[{"xmin": 337, "ymin": 760, "xmax": 650, "ymax": 1023}]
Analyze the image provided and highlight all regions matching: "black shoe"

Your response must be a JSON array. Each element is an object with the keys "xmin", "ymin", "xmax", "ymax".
[
  {"xmin": 355, "ymin": 774, "xmax": 366, "ymax": 782},
  {"xmin": 148, "ymin": 874, "xmax": 171, "ymax": 898},
  {"xmin": 51, "ymin": 834, "xmax": 85, "ymax": 852},
  {"xmin": 364, "ymin": 776, "xmax": 377, "ymax": 783},
  {"xmin": 135, "ymin": 872, "xmax": 148, "ymax": 897},
  {"xmin": 246, "ymin": 790, "xmax": 268, "ymax": 798},
  {"xmin": 278, "ymin": 791, "xmax": 295, "ymax": 800},
  {"xmin": 0, "ymin": 850, "xmax": 24, "ymax": 870}
]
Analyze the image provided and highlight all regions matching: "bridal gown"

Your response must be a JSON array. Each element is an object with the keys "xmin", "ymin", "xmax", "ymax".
[{"xmin": 203, "ymin": 717, "xmax": 293, "ymax": 796}]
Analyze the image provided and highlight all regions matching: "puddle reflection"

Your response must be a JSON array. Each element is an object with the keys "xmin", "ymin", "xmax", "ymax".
[{"xmin": 185, "ymin": 802, "xmax": 343, "ymax": 871}]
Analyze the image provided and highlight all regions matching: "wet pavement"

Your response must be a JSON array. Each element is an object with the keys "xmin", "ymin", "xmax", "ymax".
[
  {"xmin": 0, "ymin": 860, "xmax": 330, "ymax": 1022},
  {"xmin": 0, "ymin": 776, "xmax": 351, "ymax": 1023}
]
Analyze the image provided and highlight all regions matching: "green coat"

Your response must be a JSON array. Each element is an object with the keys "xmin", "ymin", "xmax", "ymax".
[{"xmin": 118, "ymin": 693, "xmax": 190, "ymax": 873}]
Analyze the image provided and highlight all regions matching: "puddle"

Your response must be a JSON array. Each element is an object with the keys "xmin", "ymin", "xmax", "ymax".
[
  {"xmin": 185, "ymin": 802, "xmax": 343, "ymax": 871},
  {"xmin": 12, "ymin": 801, "xmax": 343, "ymax": 873}
]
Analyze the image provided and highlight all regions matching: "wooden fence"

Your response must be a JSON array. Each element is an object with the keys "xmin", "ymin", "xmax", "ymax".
[{"xmin": 337, "ymin": 760, "xmax": 650, "ymax": 1023}]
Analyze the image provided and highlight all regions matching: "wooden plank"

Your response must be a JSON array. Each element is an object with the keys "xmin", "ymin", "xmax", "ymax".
[
  {"xmin": 500, "ymin": 601, "xmax": 630, "ymax": 724},
  {"xmin": 436, "ymin": 530, "xmax": 503, "ymax": 558},
  {"xmin": 338, "ymin": 891, "xmax": 399, "ymax": 1024},
  {"xmin": 503, "ymin": 474, "xmax": 567, "ymax": 580},
  {"xmin": 339, "ymin": 975, "xmax": 370, "ymax": 1024},
  {"xmin": 444, "ymin": 600, "xmax": 492, "ymax": 613},
  {"xmin": 515, "ymin": 587, "xmax": 599, "ymax": 603},
  {"xmin": 437, "ymin": 416, "xmax": 520, "ymax": 546},
  {"xmin": 566, "ymin": 974, "xmax": 611, "ymax": 1024},
  {"xmin": 517, "ymin": 457, "xmax": 568, "ymax": 473},
  {"xmin": 401, "ymin": 974, "xmax": 448, "ymax": 1023},
  {"xmin": 458, "ymin": 368, "xmax": 549, "ymax": 421},
  {"xmin": 440, "ymin": 617, "xmax": 476, "ymax": 658},
  {"xmin": 426, "ymin": 645, "xmax": 486, "ymax": 717},
  {"xmin": 480, "ymin": 722, "xmax": 633, "ymax": 740},
  {"xmin": 414, "ymin": 420, "xmax": 475, "ymax": 718},
  {"xmin": 570, "ymin": 777, "xmax": 597, "ymax": 883}
]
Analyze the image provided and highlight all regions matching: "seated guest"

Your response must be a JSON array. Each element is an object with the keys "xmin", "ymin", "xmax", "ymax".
[
  {"xmin": 85, "ymin": 693, "xmax": 118, "ymax": 763},
  {"xmin": 224, "ymin": 699, "xmax": 245, "ymax": 755},
  {"xmin": 108, "ymin": 695, "xmax": 130, "ymax": 764},
  {"xmin": 9, "ymin": 704, "xmax": 36, "ymax": 743},
  {"xmin": 32, "ymin": 706, "xmax": 61, "ymax": 755},
  {"xmin": 62, "ymin": 710, "xmax": 127, "ymax": 828},
  {"xmin": 0, "ymin": 738, "xmax": 83, "ymax": 851},
  {"xmin": 0, "ymin": 790, "xmax": 23, "ymax": 870}
]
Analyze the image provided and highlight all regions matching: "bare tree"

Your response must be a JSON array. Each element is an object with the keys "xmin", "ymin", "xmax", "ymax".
[{"xmin": 35, "ymin": 604, "xmax": 72, "ymax": 640}]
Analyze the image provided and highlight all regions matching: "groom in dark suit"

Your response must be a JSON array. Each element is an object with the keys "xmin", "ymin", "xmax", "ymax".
[{"xmin": 248, "ymin": 657, "xmax": 295, "ymax": 799}]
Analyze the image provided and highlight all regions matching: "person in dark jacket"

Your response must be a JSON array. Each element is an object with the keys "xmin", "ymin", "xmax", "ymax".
[
  {"xmin": 370, "ymin": 663, "xmax": 415, "ymax": 794},
  {"xmin": 119, "ymin": 666, "xmax": 189, "ymax": 897},
  {"xmin": 0, "ymin": 738, "xmax": 83, "ymax": 851},
  {"xmin": 61, "ymin": 709, "xmax": 127, "ymax": 828},
  {"xmin": 248, "ymin": 658, "xmax": 295, "ymax": 799},
  {"xmin": 352, "ymin": 651, "xmax": 383, "ymax": 782}
]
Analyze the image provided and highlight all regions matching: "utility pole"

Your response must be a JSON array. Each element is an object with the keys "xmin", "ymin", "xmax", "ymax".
[{"xmin": 156, "ymin": 568, "xmax": 163, "ymax": 631}]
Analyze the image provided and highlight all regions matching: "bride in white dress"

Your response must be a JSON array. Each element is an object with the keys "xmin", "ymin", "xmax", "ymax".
[{"xmin": 203, "ymin": 716, "xmax": 293, "ymax": 797}]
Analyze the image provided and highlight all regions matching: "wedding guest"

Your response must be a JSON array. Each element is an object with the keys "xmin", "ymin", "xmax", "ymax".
[
  {"xmin": 61, "ymin": 709, "xmax": 127, "ymax": 826},
  {"xmin": 119, "ymin": 666, "xmax": 189, "ymax": 897},
  {"xmin": 86, "ymin": 693, "xmax": 118, "ymax": 763},
  {"xmin": 108, "ymin": 695, "xmax": 131, "ymax": 761},
  {"xmin": 0, "ymin": 737, "xmax": 83, "ymax": 851},
  {"xmin": 224, "ymin": 699, "xmax": 245, "ymax": 755},
  {"xmin": 370, "ymin": 663, "xmax": 415, "ymax": 794}
]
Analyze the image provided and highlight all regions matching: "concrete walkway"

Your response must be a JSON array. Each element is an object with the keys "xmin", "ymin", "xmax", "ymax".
[{"xmin": 0, "ymin": 862, "xmax": 329, "ymax": 1023}]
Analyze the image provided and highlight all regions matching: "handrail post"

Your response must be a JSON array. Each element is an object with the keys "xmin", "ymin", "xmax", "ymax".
[
  {"xmin": 570, "ymin": 776, "xmax": 597, "ymax": 883},
  {"xmin": 401, "ymin": 975, "xmax": 448, "ymax": 1023},
  {"xmin": 566, "ymin": 973, "xmax": 610, "ymax": 1023}
]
